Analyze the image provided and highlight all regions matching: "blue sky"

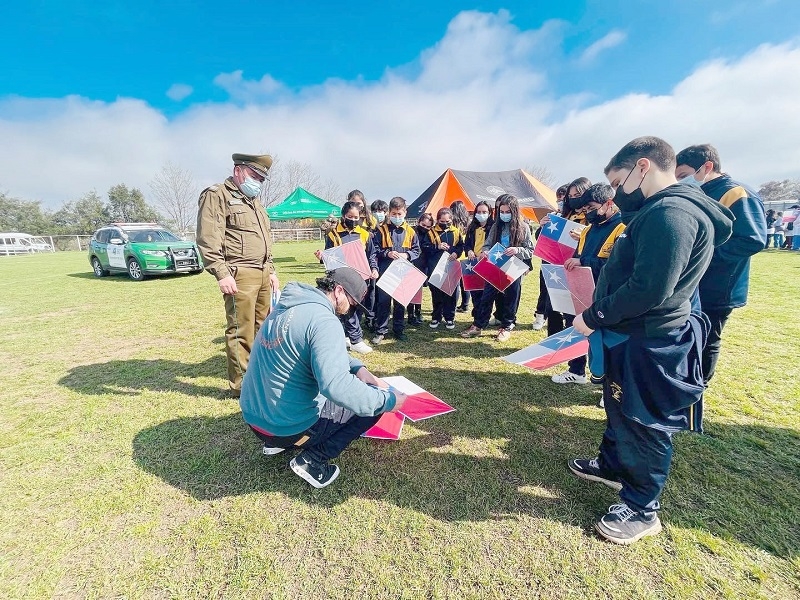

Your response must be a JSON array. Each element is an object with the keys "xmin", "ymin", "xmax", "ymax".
[{"xmin": 2, "ymin": 1, "xmax": 799, "ymax": 207}]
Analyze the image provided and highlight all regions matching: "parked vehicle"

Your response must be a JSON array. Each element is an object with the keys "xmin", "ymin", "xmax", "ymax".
[
  {"xmin": 0, "ymin": 233, "xmax": 53, "ymax": 255},
  {"xmin": 88, "ymin": 223, "xmax": 203, "ymax": 280}
]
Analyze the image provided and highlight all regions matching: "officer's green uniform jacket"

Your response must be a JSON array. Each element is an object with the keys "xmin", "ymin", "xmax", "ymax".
[{"xmin": 196, "ymin": 178, "xmax": 274, "ymax": 280}]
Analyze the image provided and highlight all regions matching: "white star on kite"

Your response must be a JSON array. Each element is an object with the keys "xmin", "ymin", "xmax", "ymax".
[
  {"xmin": 547, "ymin": 222, "xmax": 559, "ymax": 233},
  {"xmin": 492, "ymin": 251, "xmax": 503, "ymax": 261},
  {"xmin": 464, "ymin": 263, "xmax": 473, "ymax": 272},
  {"xmin": 547, "ymin": 270, "xmax": 563, "ymax": 284},
  {"xmin": 555, "ymin": 333, "xmax": 576, "ymax": 343}
]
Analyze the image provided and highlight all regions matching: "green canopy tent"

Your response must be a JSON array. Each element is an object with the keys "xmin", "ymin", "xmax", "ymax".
[{"xmin": 265, "ymin": 187, "xmax": 339, "ymax": 220}]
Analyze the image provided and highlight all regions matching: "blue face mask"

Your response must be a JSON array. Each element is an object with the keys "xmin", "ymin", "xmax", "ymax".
[
  {"xmin": 499, "ymin": 212, "xmax": 512, "ymax": 223},
  {"xmin": 239, "ymin": 176, "xmax": 263, "ymax": 198},
  {"xmin": 679, "ymin": 166, "xmax": 704, "ymax": 188},
  {"xmin": 390, "ymin": 216, "xmax": 405, "ymax": 227},
  {"xmin": 474, "ymin": 213, "xmax": 489, "ymax": 224},
  {"xmin": 374, "ymin": 212, "xmax": 386, "ymax": 223}
]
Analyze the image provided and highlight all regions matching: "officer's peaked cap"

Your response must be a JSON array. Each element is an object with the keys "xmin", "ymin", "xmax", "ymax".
[{"xmin": 232, "ymin": 153, "xmax": 273, "ymax": 177}]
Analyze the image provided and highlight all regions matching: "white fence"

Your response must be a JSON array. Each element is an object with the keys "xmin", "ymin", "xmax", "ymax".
[{"xmin": 0, "ymin": 229, "xmax": 321, "ymax": 255}]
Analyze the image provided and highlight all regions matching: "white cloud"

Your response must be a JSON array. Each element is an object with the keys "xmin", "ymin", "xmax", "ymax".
[
  {"xmin": 578, "ymin": 30, "xmax": 627, "ymax": 64},
  {"xmin": 0, "ymin": 11, "xmax": 798, "ymax": 212},
  {"xmin": 166, "ymin": 83, "xmax": 193, "ymax": 101},
  {"xmin": 212, "ymin": 70, "xmax": 284, "ymax": 103}
]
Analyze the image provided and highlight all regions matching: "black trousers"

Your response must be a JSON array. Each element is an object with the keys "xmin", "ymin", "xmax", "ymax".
[{"xmin": 701, "ymin": 307, "xmax": 733, "ymax": 384}]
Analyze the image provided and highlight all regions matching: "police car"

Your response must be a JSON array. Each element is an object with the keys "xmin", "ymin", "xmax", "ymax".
[{"xmin": 88, "ymin": 223, "xmax": 204, "ymax": 281}]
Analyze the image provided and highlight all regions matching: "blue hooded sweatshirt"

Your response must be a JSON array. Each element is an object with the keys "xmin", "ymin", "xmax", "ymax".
[{"xmin": 240, "ymin": 282, "xmax": 397, "ymax": 436}]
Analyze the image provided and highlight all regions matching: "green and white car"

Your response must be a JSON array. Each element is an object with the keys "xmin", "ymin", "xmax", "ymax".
[{"xmin": 88, "ymin": 223, "xmax": 204, "ymax": 281}]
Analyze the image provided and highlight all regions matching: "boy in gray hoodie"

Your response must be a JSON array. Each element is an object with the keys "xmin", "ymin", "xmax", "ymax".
[{"xmin": 240, "ymin": 268, "xmax": 407, "ymax": 488}]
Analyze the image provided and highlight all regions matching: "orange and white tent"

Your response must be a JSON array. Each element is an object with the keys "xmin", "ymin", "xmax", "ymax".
[{"xmin": 407, "ymin": 169, "xmax": 557, "ymax": 221}]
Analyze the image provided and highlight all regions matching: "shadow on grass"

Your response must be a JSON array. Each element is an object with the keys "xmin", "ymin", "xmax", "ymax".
[
  {"xmin": 58, "ymin": 355, "xmax": 228, "ymax": 399},
  {"xmin": 131, "ymin": 365, "xmax": 799, "ymax": 559}
]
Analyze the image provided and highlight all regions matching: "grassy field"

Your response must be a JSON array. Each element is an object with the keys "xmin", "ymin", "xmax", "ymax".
[{"xmin": 1, "ymin": 244, "xmax": 798, "ymax": 599}]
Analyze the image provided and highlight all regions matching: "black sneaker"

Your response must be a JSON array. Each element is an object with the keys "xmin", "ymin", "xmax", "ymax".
[
  {"xmin": 568, "ymin": 458, "xmax": 622, "ymax": 491},
  {"xmin": 595, "ymin": 503, "xmax": 662, "ymax": 545},
  {"xmin": 394, "ymin": 331, "xmax": 407, "ymax": 341},
  {"xmin": 289, "ymin": 452, "xmax": 340, "ymax": 488},
  {"xmin": 456, "ymin": 305, "xmax": 468, "ymax": 313}
]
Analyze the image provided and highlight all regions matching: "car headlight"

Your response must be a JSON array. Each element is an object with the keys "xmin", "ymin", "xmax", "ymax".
[{"xmin": 141, "ymin": 250, "xmax": 167, "ymax": 256}]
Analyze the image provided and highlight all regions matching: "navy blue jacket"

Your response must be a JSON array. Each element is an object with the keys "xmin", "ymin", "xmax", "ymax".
[
  {"xmin": 698, "ymin": 175, "xmax": 767, "ymax": 311},
  {"xmin": 574, "ymin": 212, "xmax": 625, "ymax": 281},
  {"xmin": 372, "ymin": 222, "xmax": 421, "ymax": 273},
  {"xmin": 421, "ymin": 224, "xmax": 464, "ymax": 273}
]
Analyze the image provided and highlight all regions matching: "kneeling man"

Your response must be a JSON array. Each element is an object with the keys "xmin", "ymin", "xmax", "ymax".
[{"xmin": 240, "ymin": 268, "xmax": 407, "ymax": 488}]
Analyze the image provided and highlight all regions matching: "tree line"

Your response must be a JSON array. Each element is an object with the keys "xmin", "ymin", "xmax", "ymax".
[
  {"xmin": 2, "ymin": 167, "xmax": 796, "ymax": 236},
  {"xmin": 0, "ymin": 158, "xmax": 343, "ymax": 236}
]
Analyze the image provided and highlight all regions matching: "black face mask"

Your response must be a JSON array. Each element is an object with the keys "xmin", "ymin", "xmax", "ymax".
[
  {"xmin": 584, "ymin": 208, "xmax": 601, "ymax": 224},
  {"xmin": 343, "ymin": 218, "xmax": 360, "ymax": 230},
  {"xmin": 613, "ymin": 166, "xmax": 647, "ymax": 213}
]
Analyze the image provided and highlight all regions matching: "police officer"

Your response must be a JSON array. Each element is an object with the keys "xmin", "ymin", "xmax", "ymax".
[{"xmin": 196, "ymin": 153, "xmax": 280, "ymax": 397}]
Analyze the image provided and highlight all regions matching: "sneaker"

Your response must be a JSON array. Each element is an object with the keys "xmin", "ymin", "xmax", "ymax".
[
  {"xmin": 496, "ymin": 328, "xmax": 512, "ymax": 342},
  {"xmin": 551, "ymin": 371, "xmax": 588, "ymax": 384},
  {"xmin": 595, "ymin": 503, "xmax": 662, "ymax": 545},
  {"xmin": 597, "ymin": 395, "xmax": 605, "ymax": 408},
  {"xmin": 567, "ymin": 458, "xmax": 622, "ymax": 491},
  {"xmin": 350, "ymin": 341, "xmax": 373, "ymax": 354},
  {"xmin": 488, "ymin": 317, "xmax": 501, "ymax": 327},
  {"xmin": 456, "ymin": 305, "xmax": 469, "ymax": 313},
  {"xmin": 532, "ymin": 313, "xmax": 546, "ymax": 330},
  {"xmin": 371, "ymin": 334, "xmax": 385, "ymax": 344},
  {"xmin": 394, "ymin": 331, "xmax": 407, "ymax": 341},
  {"xmin": 262, "ymin": 444, "xmax": 285, "ymax": 456},
  {"xmin": 445, "ymin": 320, "xmax": 455, "ymax": 329},
  {"xmin": 290, "ymin": 453, "xmax": 340, "ymax": 489},
  {"xmin": 429, "ymin": 320, "xmax": 440, "ymax": 329},
  {"xmin": 589, "ymin": 373, "xmax": 605, "ymax": 384},
  {"xmin": 461, "ymin": 325, "xmax": 482, "ymax": 338}
]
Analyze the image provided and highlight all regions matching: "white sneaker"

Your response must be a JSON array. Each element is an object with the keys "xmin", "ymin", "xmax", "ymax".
[
  {"xmin": 350, "ymin": 341, "xmax": 373, "ymax": 354},
  {"xmin": 532, "ymin": 314, "xmax": 546, "ymax": 330},
  {"xmin": 551, "ymin": 371, "xmax": 588, "ymax": 384},
  {"xmin": 488, "ymin": 317, "xmax": 501, "ymax": 327}
]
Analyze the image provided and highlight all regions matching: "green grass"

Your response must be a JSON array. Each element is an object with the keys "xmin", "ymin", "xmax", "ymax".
[{"xmin": 1, "ymin": 245, "xmax": 799, "ymax": 599}]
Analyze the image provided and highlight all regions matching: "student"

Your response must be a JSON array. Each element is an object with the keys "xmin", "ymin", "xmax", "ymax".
[
  {"xmin": 464, "ymin": 201, "xmax": 494, "ymax": 322},
  {"xmin": 364, "ymin": 199, "xmax": 389, "ymax": 330},
  {"xmin": 371, "ymin": 197, "xmax": 421, "ymax": 344},
  {"xmin": 551, "ymin": 184, "xmax": 625, "ymax": 397},
  {"xmin": 423, "ymin": 207, "xmax": 464, "ymax": 329},
  {"xmin": 408, "ymin": 212, "xmax": 434, "ymax": 325},
  {"xmin": 675, "ymin": 144, "xmax": 767, "ymax": 383},
  {"xmin": 315, "ymin": 202, "xmax": 379, "ymax": 354},
  {"xmin": 532, "ymin": 184, "xmax": 568, "ymax": 330},
  {"xmin": 462, "ymin": 194, "xmax": 533, "ymax": 342},
  {"xmin": 571, "ymin": 136, "xmax": 732, "ymax": 544},
  {"xmin": 544, "ymin": 177, "xmax": 592, "ymax": 337},
  {"xmin": 347, "ymin": 189, "xmax": 377, "ymax": 231},
  {"xmin": 450, "ymin": 200, "xmax": 471, "ymax": 313}
]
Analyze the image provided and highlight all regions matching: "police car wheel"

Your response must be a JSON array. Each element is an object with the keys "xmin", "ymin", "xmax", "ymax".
[
  {"xmin": 127, "ymin": 258, "xmax": 145, "ymax": 281},
  {"xmin": 91, "ymin": 257, "xmax": 108, "ymax": 277}
]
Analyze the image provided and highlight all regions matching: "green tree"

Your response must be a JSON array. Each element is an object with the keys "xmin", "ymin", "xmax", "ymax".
[
  {"xmin": 52, "ymin": 191, "xmax": 110, "ymax": 234},
  {"xmin": 0, "ymin": 192, "xmax": 54, "ymax": 233},
  {"xmin": 107, "ymin": 184, "xmax": 160, "ymax": 223}
]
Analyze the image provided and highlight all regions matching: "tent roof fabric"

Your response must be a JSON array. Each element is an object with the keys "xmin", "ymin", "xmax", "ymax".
[
  {"xmin": 266, "ymin": 187, "xmax": 340, "ymax": 220},
  {"xmin": 407, "ymin": 169, "xmax": 557, "ymax": 222}
]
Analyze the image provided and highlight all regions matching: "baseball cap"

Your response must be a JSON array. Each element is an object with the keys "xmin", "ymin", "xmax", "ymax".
[{"xmin": 329, "ymin": 267, "xmax": 368, "ymax": 311}]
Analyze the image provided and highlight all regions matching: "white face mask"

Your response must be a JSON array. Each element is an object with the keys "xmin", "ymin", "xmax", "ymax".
[
  {"xmin": 474, "ymin": 213, "xmax": 489, "ymax": 224},
  {"xmin": 374, "ymin": 212, "xmax": 386, "ymax": 223},
  {"xmin": 239, "ymin": 176, "xmax": 263, "ymax": 198},
  {"xmin": 679, "ymin": 166, "xmax": 704, "ymax": 188}
]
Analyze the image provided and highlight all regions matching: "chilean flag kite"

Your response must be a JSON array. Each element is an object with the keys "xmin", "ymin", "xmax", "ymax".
[
  {"xmin": 460, "ymin": 258, "xmax": 485, "ymax": 291},
  {"xmin": 363, "ymin": 376, "xmax": 455, "ymax": 440},
  {"xmin": 321, "ymin": 240, "xmax": 371, "ymax": 279},
  {"xmin": 376, "ymin": 259, "xmax": 427, "ymax": 306},
  {"xmin": 533, "ymin": 214, "xmax": 586, "ymax": 265},
  {"xmin": 472, "ymin": 243, "xmax": 529, "ymax": 292},
  {"xmin": 428, "ymin": 253, "xmax": 462, "ymax": 296},
  {"xmin": 502, "ymin": 326, "xmax": 589, "ymax": 370},
  {"xmin": 541, "ymin": 264, "xmax": 595, "ymax": 315}
]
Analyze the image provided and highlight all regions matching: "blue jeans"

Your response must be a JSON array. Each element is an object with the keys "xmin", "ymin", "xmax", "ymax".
[
  {"xmin": 250, "ymin": 401, "xmax": 380, "ymax": 462},
  {"xmin": 773, "ymin": 233, "xmax": 784, "ymax": 248}
]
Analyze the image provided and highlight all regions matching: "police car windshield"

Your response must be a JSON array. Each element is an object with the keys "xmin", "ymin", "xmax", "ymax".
[{"xmin": 125, "ymin": 229, "xmax": 181, "ymax": 243}]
